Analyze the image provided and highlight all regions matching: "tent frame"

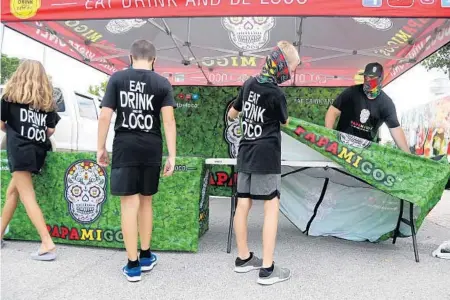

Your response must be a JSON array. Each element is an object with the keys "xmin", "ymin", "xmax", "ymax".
[{"xmin": 6, "ymin": 17, "xmax": 446, "ymax": 86}]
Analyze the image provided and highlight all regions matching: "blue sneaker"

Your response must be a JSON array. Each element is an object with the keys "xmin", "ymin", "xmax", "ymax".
[
  {"xmin": 140, "ymin": 253, "xmax": 158, "ymax": 272},
  {"xmin": 122, "ymin": 265, "xmax": 141, "ymax": 282}
]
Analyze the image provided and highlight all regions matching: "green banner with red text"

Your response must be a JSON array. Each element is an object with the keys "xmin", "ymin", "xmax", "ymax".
[
  {"xmin": 1, "ymin": 152, "xmax": 209, "ymax": 252},
  {"xmin": 282, "ymin": 117, "xmax": 450, "ymax": 230}
]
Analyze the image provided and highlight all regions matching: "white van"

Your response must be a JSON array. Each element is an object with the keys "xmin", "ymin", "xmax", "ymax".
[{"xmin": 0, "ymin": 84, "xmax": 114, "ymax": 152}]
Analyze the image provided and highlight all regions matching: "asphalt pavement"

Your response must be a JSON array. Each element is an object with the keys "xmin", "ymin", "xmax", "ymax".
[{"xmin": 1, "ymin": 193, "xmax": 449, "ymax": 300}]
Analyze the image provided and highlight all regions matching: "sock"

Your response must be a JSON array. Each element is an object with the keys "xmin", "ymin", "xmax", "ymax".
[
  {"xmin": 241, "ymin": 252, "xmax": 253, "ymax": 262},
  {"xmin": 259, "ymin": 262, "xmax": 275, "ymax": 278},
  {"xmin": 235, "ymin": 252, "xmax": 254, "ymax": 266},
  {"xmin": 127, "ymin": 259, "xmax": 140, "ymax": 269},
  {"xmin": 140, "ymin": 248, "xmax": 151, "ymax": 259},
  {"xmin": 263, "ymin": 262, "xmax": 274, "ymax": 272}
]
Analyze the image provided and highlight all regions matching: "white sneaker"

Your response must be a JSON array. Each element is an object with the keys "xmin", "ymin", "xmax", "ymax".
[{"xmin": 432, "ymin": 241, "xmax": 450, "ymax": 260}]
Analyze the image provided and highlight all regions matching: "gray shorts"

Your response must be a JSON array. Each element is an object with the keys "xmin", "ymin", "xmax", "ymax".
[{"xmin": 236, "ymin": 172, "xmax": 281, "ymax": 200}]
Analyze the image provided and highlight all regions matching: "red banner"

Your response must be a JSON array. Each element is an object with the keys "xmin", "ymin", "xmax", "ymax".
[
  {"xmin": 2, "ymin": 0, "xmax": 450, "ymax": 22},
  {"xmin": 7, "ymin": 20, "xmax": 363, "ymax": 86},
  {"xmin": 6, "ymin": 22, "xmax": 122, "ymax": 75},
  {"xmin": 6, "ymin": 17, "xmax": 449, "ymax": 87}
]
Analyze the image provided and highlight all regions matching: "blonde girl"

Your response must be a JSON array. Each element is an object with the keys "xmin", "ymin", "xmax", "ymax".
[{"xmin": 0, "ymin": 59, "xmax": 60, "ymax": 261}]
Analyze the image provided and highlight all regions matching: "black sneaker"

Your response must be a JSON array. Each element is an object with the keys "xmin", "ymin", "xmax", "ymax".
[
  {"xmin": 257, "ymin": 265, "xmax": 291, "ymax": 285},
  {"xmin": 234, "ymin": 252, "xmax": 262, "ymax": 273}
]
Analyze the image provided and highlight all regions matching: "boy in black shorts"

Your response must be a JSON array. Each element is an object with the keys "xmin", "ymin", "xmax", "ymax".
[
  {"xmin": 97, "ymin": 40, "xmax": 177, "ymax": 282},
  {"xmin": 228, "ymin": 41, "xmax": 300, "ymax": 285}
]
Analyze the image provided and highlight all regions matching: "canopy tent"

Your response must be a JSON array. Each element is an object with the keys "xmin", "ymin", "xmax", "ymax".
[
  {"xmin": 1, "ymin": 2, "xmax": 449, "ymax": 86},
  {"xmin": 2, "ymin": 0, "xmax": 450, "ymax": 262}
]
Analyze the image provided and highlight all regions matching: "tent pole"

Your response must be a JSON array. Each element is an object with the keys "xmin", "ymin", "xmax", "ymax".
[
  {"xmin": 187, "ymin": 18, "xmax": 191, "ymax": 44},
  {"xmin": 0, "ymin": 24, "xmax": 5, "ymax": 55},
  {"xmin": 293, "ymin": 17, "xmax": 304, "ymax": 86},
  {"xmin": 42, "ymin": 46, "xmax": 47, "ymax": 68}
]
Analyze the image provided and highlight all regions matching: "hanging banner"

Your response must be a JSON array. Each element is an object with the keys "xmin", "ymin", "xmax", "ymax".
[
  {"xmin": 2, "ymin": 16, "xmax": 449, "ymax": 87},
  {"xmin": 2, "ymin": 0, "xmax": 450, "ymax": 22}
]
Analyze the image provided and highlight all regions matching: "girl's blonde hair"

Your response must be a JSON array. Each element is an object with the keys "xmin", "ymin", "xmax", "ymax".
[
  {"xmin": 2, "ymin": 59, "xmax": 55, "ymax": 112},
  {"xmin": 277, "ymin": 41, "xmax": 300, "ymax": 66}
]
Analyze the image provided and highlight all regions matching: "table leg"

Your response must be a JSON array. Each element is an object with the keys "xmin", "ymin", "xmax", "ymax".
[
  {"xmin": 227, "ymin": 166, "xmax": 236, "ymax": 254},
  {"xmin": 392, "ymin": 200, "xmax": 420, "ymax": 262},
  {"xmin": 392, "ymin": 199, "xmax": 404, "ymax": 245},
  {"xmin": 409, "ymin": 202, "xmax": 420, "ymax": 263}
]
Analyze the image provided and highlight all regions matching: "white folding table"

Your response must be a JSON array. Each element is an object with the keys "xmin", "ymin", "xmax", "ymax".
[
  {"xmin": 204, "ymin": 158, "xmax": 342, "ymax": 254},
  {"xmin": 204, "ymin": 158, "xmax": 420, "ymax": 262}
]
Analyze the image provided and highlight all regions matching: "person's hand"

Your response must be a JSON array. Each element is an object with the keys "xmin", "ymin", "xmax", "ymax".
[
  {"xmin": 163, "ymin": 156, "xmax": 175, "ymax": 177},
  {"xmin": 97, "ymin": 147, "xmax": 109, "ymax": 167}
]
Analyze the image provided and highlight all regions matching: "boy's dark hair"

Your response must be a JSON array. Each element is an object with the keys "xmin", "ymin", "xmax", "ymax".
[{"xmin": 130, "ymin": 39, "xmax": 156, "ymax": 61}]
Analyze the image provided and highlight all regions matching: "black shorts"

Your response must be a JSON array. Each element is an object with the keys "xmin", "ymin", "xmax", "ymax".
[
  {"xmin": 7, "ymin": 142, "xmax": 48, "ymax": 174},
  {"xmin": 110, "ymin": 166, "xmax": 161, "ymax": 196}
]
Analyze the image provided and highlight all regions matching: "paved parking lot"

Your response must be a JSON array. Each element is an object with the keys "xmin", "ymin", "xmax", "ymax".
[{"xmin": 1, "ymin": 194, "xmax": 450, "ymax": 300}]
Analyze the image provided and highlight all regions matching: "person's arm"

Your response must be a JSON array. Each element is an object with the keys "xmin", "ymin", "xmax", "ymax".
[
  {"xmin": 325, "ymin": 106, "xmax": 341, "ymax": 129},
  {"xmin": 390, "ymin": 127, "xmax": 410, "ymax": 153},
  {"xmin": 384, "ymin": 100, "xmax": 410, "ymax": 153},
  {"xmin": 46, "ymin": 111, "xmax": 61, "ymax": 137},
  {"xmin": 161, "ymin": 85, "xmax": 177, "ymax": 160},
  {"xmin": 98, "ymin": 108, "xmax": 114, "ymax": 150},
  {"xmin": 325, "ymin": 88, "xmax": 348, "ymax": 129},
  {"xmin": 97, "ymin": 76, "xmax": 116, "ymax": 151},
  {"xmin": 1, "ymin": 98, "xmax": 10, "ymax": 133},
  {"xmin": 277, "ymin": 94, "xmax": 289, "ymax": 126},
  {"xmin": 228, "ymin": 88, "xmax": 244, "ymax": 121}
]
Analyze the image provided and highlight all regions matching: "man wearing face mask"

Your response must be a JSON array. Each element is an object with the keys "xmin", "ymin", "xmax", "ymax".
[
  {"xmin": 325, "ymin": 62, "xmax": 410, "ymax": 153},
  {"xmin": 97, "ymin": 39, "xmax": 177, "ymax": 282}
]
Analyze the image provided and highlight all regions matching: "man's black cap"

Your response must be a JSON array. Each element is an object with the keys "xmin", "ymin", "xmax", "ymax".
[{"xmin": 359, "ymin": 62, "xmax": 384, "ymax": 77}]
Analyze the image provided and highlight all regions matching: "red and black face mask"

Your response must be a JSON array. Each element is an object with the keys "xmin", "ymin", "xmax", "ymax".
[{"xmin": 363, "ymin": 75, "xmax": 382, "ymax": 99}]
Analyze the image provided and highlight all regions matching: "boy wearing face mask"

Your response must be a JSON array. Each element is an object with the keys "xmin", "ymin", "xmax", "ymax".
[
  {"xmin": 325, "ymin": 62, "xmax": 410, "ymax": 153},
  {"xmin": 227, "ymin": 41, "xmax": 300, "ymax": 285}
]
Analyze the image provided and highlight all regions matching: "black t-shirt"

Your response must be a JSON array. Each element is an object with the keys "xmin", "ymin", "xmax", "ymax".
[
  {"xmin": 332, "ymin": 85, "xmax": 400, "ymax": 141},
  {"xmin": 233, "ymin": 77, "xmax": 288, "ymax": 174},
  {"xmin": 1, "ymin": 97, "xmax": 60, "ymax": 147},
  {"xmin": 101, "ymin": 69, "xmax": 176, "ymax": 168}
]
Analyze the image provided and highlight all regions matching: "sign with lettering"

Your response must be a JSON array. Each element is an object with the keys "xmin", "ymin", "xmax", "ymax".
[
  {"xmin": 1, "ymin": 152, "xmax": 207, "ymax": 252},
  {"xmin": 2, "ymin": 0, "xmax": 449, "ymax": 21},
  {"xmin": 283, "ymin": 117, "xmax": 450, "ymax": 208}
]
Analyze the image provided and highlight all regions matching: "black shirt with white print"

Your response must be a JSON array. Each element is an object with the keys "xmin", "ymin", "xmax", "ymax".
[
  {"xmin": 233, "ymin": 77, "xmax": 288, "ymax": 174},
  {"xmin": 101, "ymin": 69, "xmax": 177, "ymax": 169},
  {"xmin": 1, "ymin": 97, "xmax": 59, "ymax": 146},
  {"xmin": 1, "ymin": 97, "xmax": 60, "ymax": 173},
  {"xmin": 332, "ymin": 84, "xmax": 400, "ymax": 142}
]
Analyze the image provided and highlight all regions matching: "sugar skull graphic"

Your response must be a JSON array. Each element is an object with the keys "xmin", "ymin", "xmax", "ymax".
[
  {"xmin": 221, "ymin": 17, "xmax": 275, "ymax": 51},
  {"xmin": 64, "ymin": 160, "xmax": 107, "ymax": 224},
  {"xmin": 353, "ymin": 18, "xmax": 393, "ymax": 31},
  {"xmin": 360, "ymin": 109, "xmax": 370, "ymax": 124},
  {"xmin": 338, "ymin": 132, "xmax": 372, "ymax": 149},
  {"xmin": 224, "ymin": 100, "xmax": 242, "ymax": 158},
  {"xmin": 106, "ymin": 19, "xmax": 148, "ymax": 34}
]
